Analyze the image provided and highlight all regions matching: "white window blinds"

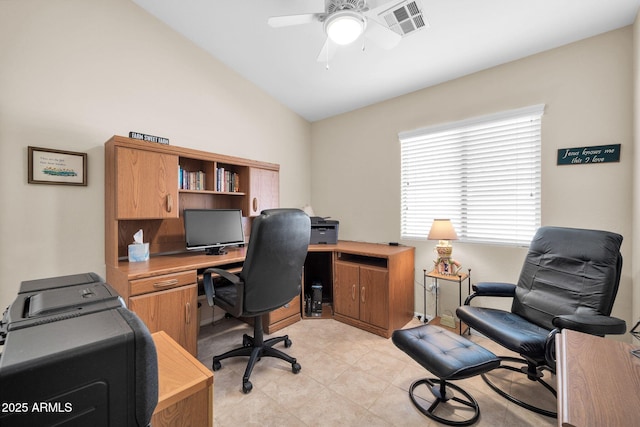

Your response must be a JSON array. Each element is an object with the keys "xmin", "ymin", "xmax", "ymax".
[{"xmin": 400, "ymin": 104, "xmax": 544, "ymax": 246}]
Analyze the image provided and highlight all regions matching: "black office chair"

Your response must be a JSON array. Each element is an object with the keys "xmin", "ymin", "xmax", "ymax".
[
  {"xmin": 203, "ymin": 208, "xmax": 310, "ymax": 394},
  {"xmin": 456, "ymin": 226, "xmax": 626, "ymax": 417}
]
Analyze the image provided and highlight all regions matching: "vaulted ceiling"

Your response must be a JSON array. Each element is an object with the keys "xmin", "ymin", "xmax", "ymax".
[{"xmin": 132, "ymin": 0, "xmax": 640, "ymax": 122}]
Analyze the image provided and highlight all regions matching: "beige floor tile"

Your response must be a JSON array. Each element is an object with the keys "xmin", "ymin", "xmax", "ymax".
[
  {"xmin": 328, "ymin": 366, "xmax": 390, "ymax": 409},
  {"xmin": 369, "ymin": 383, "xmax": 440, "ymax": 426},
  {"xmin": 200, "ymin": 317, "xmax": 557, "ymax": 427}
]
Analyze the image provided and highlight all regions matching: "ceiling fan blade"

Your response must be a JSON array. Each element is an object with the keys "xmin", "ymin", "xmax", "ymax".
[
  {"xmin": 268, "ymin": 13, "xmax": 319, "ymax": 28},
  {"xmin": 316, "ymin": 38, "xmax": 338, "ymax": 63},
  {"xmin": 364, "ymin": 18, "xmax": 402, "ymax": 49}
]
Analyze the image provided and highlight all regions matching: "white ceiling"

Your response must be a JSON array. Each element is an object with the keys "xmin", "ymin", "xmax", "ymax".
[{"xmin": 132, "ymin": 0, "xmax": 640, "ymax": 122}]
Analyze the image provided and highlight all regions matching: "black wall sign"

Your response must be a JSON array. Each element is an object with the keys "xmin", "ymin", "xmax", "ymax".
[
  {"xmin": 129, "ymin": 132, "xmax": 169, "ymax": 145},
  {"xmin": 557, "ymin": 144, "xmax": 620, "ymax": 165}
]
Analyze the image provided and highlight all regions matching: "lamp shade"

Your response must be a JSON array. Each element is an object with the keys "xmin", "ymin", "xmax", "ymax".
[
  {"xmin": 324, "ymin": 11, "xmax": 365, "ymax": 45},
  {"xmin": 427, "ymin": 219, "xmax": 458, "ymax": 241}
]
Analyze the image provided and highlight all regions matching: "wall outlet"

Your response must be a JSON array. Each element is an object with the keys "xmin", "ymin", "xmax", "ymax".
[{"xmin": 440, "ymin": 314, "xmax": 456, "ymax": 329}]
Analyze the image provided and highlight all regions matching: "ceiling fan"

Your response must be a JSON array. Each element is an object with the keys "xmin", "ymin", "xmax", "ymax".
[{"xmin": 268, "ymin": 0, "xmax": 403, "ymax": 62}]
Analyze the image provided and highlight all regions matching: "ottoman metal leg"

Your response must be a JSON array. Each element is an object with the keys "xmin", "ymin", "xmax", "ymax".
[
  {"xmin": 409, "ymin": 378, "xmax": 480, "ymax": 426},
  {"xmin": 392, "ymin": 325, "xmax": 500, "ymax": 426}
]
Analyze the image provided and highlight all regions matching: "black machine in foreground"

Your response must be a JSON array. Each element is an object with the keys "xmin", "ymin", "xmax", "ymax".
[{"xmin": 0, "ymin": 273, "xmax": 158, "ymax": 427}]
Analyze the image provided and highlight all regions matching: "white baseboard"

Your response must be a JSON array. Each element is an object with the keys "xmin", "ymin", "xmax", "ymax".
[{"xmin": 414, "ymin": 312, "xmax": 433, "ymax": 323}]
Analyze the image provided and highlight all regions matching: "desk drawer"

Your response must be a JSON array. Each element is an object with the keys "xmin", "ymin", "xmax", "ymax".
[
  {"xmin": 269, "ymin": 295, "xmax": 300, "ymax": 324},
  {"xmin": 130, "ymin": 271, "xmax": 196, "ymax": 296}
]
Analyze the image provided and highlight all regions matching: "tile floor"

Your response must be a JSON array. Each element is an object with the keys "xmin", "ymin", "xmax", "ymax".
[{"xmin": 197, "ymin": 317, "xmax": 557, "ymax": 427}]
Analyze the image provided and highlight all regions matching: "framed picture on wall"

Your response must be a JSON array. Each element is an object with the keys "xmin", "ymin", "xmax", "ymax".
[{"xmin": 28, "ymin": 146, "xmax": 87, "ymax": 186}]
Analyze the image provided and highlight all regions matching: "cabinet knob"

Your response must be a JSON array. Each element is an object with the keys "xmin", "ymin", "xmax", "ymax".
[
  {"xmin": 361, "ymin": 286, "xmax": 366, "ymax": 304},
  {"xmin": 351, "ymin": 284, "xmax": 356, "ymax": 301},
  {"xmin": 166, "ymin": 194, "xmax": 173, "ymax": 213},
  {"xmin": 185, "ymin": 302, "xmax": 191, "ymax": 325},
  {"xmin": 252, "ymin": 197, "xmax": 258, "ymax": 213}
]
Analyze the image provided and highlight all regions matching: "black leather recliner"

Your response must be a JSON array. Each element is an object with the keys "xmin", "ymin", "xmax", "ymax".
[
  {"xmin": 203, "ymin": 209, "xmax": 310, "ymax": 394},
  {"xmin": 456, "ymin": 226, "xmax": 626, "ymax": 417}
]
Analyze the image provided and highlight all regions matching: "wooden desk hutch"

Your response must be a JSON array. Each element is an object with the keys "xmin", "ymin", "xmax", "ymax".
[
  {"xmin": 104, "ymin": 135, "xmax": 280, "ymax": 356},
  {"xmin": 104, "ymin": 135, "xmax": 415, "ymax": 360}
]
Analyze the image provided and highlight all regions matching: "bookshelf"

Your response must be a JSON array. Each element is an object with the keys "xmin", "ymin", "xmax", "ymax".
[{"xmin": 105, "ymin": 135, "xmax": 279, "ymax": 264}]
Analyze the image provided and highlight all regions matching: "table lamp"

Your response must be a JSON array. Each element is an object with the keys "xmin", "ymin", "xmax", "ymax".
[{"xmin": 428, "ymin": 219, "xmax": 460, "ymax": 275}]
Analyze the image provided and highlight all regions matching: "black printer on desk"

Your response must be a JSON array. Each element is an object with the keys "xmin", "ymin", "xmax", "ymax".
[{"xmin": 310, "ymin": 217, "xmax": 339, "ymax": 244}]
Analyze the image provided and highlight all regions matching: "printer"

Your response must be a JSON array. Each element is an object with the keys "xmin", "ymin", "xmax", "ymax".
[
  {"xmin": 0, "ymin": 273, "xmax": 158, "ymax": 427},
  {"xmin": 310, "ymin": 216, "xmax": 339, "ymax": 245},
  {"xmin": 1, "ymin": 272, "xmax": 124, "ymax": 337}
]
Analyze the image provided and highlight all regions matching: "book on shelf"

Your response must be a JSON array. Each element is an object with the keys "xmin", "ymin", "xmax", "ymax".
[
  {"xmin": 179, "ymin": 167, "xmax": 206, "ymax": 191},
  {"xmin": 216, "ymin": 167, "xmax": 239, "ymax": 192},
  {"xmin": 216, "ymin": 167, "xmax": 223, "ymax": 192}
]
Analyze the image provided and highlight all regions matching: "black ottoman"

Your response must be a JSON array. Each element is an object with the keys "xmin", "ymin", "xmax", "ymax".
[{"xmin": 392, "ymin": 324, "xmax": 500, "ymax": 426}]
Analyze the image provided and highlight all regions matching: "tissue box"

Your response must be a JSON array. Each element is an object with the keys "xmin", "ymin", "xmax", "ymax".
[{"xmin": 128, "ymin": 243, "xmax": 149, "ymax": 262}]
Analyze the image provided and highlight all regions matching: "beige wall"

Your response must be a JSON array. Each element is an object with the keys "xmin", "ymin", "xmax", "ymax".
[
  {"xmin": 311, "ymin": 27, "xmax": 635, "ymax": 333},
  {"xmin": 0, "ymin": 0, "xmax": 311, "ymax": 308},
  {"xmin": 0, "ymin": 0, "xmax": 636, "ymax": 335}
]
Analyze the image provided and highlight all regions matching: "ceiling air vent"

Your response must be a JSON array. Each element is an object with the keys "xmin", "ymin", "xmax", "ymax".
[
  {"xmin": 378, "ymin": 0, "xmax": 428, "ymax": 37},
  {"xmin": 327, "ymin": 0, "xmax": 367, "ymax": 14}
]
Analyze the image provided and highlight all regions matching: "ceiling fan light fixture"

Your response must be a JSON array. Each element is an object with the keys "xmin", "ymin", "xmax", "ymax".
[{"xmin": 325, "ymin": 11, "xmax": 366, "ymax": 45}]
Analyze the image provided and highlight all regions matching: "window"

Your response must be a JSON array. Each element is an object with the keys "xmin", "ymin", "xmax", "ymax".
[{"xmin": 399, "ymin": 104, "xmax": 544, "ymax": 246}]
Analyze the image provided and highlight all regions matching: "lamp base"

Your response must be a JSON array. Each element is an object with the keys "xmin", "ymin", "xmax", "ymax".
[
  {"xmin": 435, "ymin": 244, "xmax": 453, "ymax": 258},
  {"xmin": 433, "ymin": 257, "xmax": 461, "ymax": 275}
]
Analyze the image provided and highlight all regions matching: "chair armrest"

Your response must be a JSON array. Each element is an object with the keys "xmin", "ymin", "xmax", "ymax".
[
  {"xmin": 464, "ymin": 282, "xmax": 516, "ymax": 304},
  {"xmin": 202, "ymin": 268, "xmax": 241, "ymax": 307},
  {"xmin": 205, "ymin": 268, "xmax": 241, "ymax": 285},
  {"xmin": 545, "ymin": 315, "xmax": 627, "ymax": 368},
  {"xmin": 473, "ymin": 282, "xmax": 516, "ymax": 296},
  {"xmin": 552, "ymin": 313, "xmax": 627, "ymax": 336}
]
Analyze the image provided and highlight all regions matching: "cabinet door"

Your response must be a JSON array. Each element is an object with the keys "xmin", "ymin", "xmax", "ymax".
[
  {"xmin": 116, "ymin": 147, "xmax": 179, "ymax": 219},
  {"xmin": 247, "ymin": 168, "xmax": 279, "ymax": 216},
  {"xmin": 333, "ymin": 261, "xmax": 360, "ymax": 320},
  {"xmin": 360, "ymin": 266, "xmax": 389, "ymax": 330},
  {"xmin": 129, "ymin": 284, "xmax": 198, "ymax": 355}
]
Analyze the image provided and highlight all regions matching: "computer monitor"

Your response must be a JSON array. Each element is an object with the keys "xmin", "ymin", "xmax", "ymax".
[{"xmin": 183, "ymin": 209, "xmax": 245, "ymax": 255}]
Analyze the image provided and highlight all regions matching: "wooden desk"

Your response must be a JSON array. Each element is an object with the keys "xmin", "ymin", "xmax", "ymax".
[
  {"xmin": 308, "ymin": 241, "xmax": 415, "ymax": 338},
  {"xmin": 112, "ymin": 248, "xmax": 247, "ymax": 280},
  {"xmin": 108, "ymin": 241, "xmax": 415, "ymax": 352},
  {"xmin": 556, "ymin": 329, "xmax": 640, "ymax": 427},
  {"xmin": 152, "ymin": 331, "xmax": 213, "ymax": 427},
  {"xmin": 107, "ymin": 248, "xmax": 248, "ymax": 355}
]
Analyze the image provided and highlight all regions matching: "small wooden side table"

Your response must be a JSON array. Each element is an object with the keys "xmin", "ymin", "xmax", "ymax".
[
  {"xmin": 151, "ymin": 331, "xmax": 213, "ymax": 427},
  {"xmin": 424, "ymin": 269, "xmax": 471, "ymax": 335}
]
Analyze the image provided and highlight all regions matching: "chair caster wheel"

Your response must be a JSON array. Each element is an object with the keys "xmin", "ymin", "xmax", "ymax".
[
  {"xmin": 292, "ymin": 362, "xmax": 301, "ymax": 374},
  {"xmin": 212, "ymin": 360, "xmax": 222, "ymax": 371},
  {"xmin": 242, "ymin": 335, "xmax": 251, "ymax": 347},
  {"xmin": 242, "ymin": 381, "xmax": 253, "ymax": 394},
  {"xmin": 284, "ymin": 338, "xmax": 292, "ymax": 348}
]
